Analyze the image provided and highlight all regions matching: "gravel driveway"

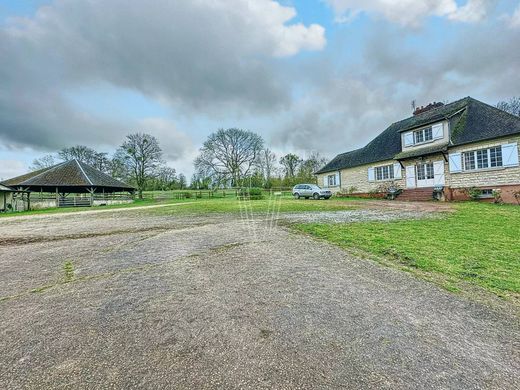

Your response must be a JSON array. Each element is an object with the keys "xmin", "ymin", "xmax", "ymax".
[{"xmin": 0, "ymin": 205, "xmax": 518, "ymax": 389}]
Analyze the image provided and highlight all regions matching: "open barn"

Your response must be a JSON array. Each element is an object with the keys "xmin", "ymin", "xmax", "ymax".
[{"xmin": 2, "ymin": 159, "xmax": 135, "ymax": 209}]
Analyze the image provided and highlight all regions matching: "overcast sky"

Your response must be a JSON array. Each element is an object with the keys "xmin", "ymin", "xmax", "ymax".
[{"xmin": 1, "ymin": 0, "xmax": 519, "ymax": 180}]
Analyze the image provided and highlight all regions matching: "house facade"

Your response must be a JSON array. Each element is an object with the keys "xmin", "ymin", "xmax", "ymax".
[{"xmin": 316, "ymin": 97, "xmax": 520, "ymax": 203}]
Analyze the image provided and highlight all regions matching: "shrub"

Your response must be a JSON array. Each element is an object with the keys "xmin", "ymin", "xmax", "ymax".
[
  {"xmin": 514, "ymin": 190, "xmax": 520, "ymax": 205},
  {"xmin": 347, "ymin": 186, "xmax": 358, "ymax": 194},
  {"xmin": 184, "ymin": 192, "xmax": 192, "ymax": 199},
  {"xmin": 463, "ymin": 187, "xmax": 482, "ymax": 201},
  {"xmin": 492, "ymin": 189, "xmax": 503, "ymax": 204},
  {"xmin": 237, "ymin": 187, "xmax": 264, "ymax": 200}
]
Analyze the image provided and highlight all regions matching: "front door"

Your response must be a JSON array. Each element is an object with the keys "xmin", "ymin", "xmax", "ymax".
[
  {"xmin": 407, "ymin": 161, "xmax": 445, "ymax": 188},
  {"xmin": 416, "ymin": 162, "xmax": 435, "ymax": 187}
]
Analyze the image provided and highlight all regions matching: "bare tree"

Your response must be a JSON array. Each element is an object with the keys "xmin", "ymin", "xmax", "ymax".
[
  {"xmin": 156, "ymin": 166, "xmax": 177, "ymax": 190},
  {"xmin": 279, "ymin": 153, "xmax": 301, "ymax": 179},
  {"xmin": 30, "ymin": 155, "xmax": 56, "ymax": 171},
  {"xmin": 256, "ymin": 148, "xmax": 276, "ymax": 188},
  {"xmin": 497, "ymin": 97, "xmax": 520, "ymax": 117},
  {"xmin": 194, "ymin": 128, "xmax": 264, "ymax": 187},
  {"xmin": 178, "ymin": 173, "xmax": 187, "ymax": 190},
  {"xmin": 298, "ymin": 152, "xmax": 328, "ymax": 181},
  {"xmin": 58, "ymin": 145, "xmax": 97, "ymax": 164},
  {"xmin": 118, "ymin": 133, "xmax": 163, "ymax": 198}
]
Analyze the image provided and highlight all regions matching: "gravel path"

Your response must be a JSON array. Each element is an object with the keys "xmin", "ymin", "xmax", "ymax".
[{"xmin": 0, "ymin": 207, "xmax": 518, "ymax": 389}]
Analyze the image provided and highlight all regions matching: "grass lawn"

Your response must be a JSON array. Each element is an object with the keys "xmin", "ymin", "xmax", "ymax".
[
  {"xmin": 0, "ymin": 195, "xmax": 359, "ymax": 218},
  {"xmin": 294, "ymin": 202, "xmax": 520, "ymax": 299},
  {"xmin": 147, "ymin": 196, "xmax": 359, "ymax": 215}
]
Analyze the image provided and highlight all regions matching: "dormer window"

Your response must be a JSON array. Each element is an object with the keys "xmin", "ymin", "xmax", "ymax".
[
  {"xmin": 403, "ymin": 123, "xmax": 444, "ymax": 147},
  {"xmin": 414, "ymin": 127, "xmax": 433, "ymax": 144}
]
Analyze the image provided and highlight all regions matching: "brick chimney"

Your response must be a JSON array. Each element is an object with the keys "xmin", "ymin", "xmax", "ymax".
[{"xmin": 413, "ymin": 101, "xmax": 444, "ymax": 116}]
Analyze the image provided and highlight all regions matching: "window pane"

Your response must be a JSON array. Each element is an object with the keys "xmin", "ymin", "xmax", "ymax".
[
  {"xmin": 426, "ymin": 163, "xmax": 434, "ymax": 179},
  {"xmin": 414, "ymin": 130, "xmax": 424, "ymax": 143},
  {"xmin": 417, "ymin": 164, "xmax": 426, "ymax": 180},
  {"xmin": 389, "ymin": 165, "xmax": 395, "ymax": 179},
  {"xmin": 476, "ymin": 149, "xmax": 488, "ymax": 169},
  {"xmin": 490, "ymin": 147, "xmax": 502, "ymax": 167},
  {"xmin": 464, "ymin": 152, "xmax": 475, "ymax": 170},
  {"xmin": 376, "ymin": 167, "xmax": 383, "ymax": 181},
  {"xmin": 424, "ymin": 127, "xmax": 433, "ymax": 141}
]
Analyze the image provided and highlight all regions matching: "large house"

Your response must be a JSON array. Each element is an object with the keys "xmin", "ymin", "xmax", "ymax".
[{"xmin": 316, "ymin": 97, "xmax": 520, "ymax": 203}]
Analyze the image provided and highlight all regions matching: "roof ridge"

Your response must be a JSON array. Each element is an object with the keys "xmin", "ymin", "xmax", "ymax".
[
  {"xmin": 75, "ymin": 159, "xmax": 94, "ymax": 186},
  {"xmin": 469, "ymin": 98, "xmax": 520, "ymax": 122},
  {"xmin": 390, "ymin": 96, "xmax": 471, "ymax": 127}
]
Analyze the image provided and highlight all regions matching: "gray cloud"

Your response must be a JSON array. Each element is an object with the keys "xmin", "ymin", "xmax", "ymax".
[
  {"xmin": 0, "ymin": 0, "xmax": 325, "ymax": 152},
  {"xmin": 1, "ymin": 0, "xmax": 518, "ymax": 174},
  {"xmin": 274, "ymin": 14, "xmax": 520, "ymax": 157}
]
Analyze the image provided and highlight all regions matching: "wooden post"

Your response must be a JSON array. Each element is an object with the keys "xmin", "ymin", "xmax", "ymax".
[{"xmin": 89, "ymin": 187, "xmax": 95, "ymax": 206}]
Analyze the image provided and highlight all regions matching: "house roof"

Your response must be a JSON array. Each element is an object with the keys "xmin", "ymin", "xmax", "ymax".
[
  {"xmin": 394, "ymin": 144, "xmax": 448, "ymax": 160},
  {"xmin": 316, "ymin": 97, "xmax": 520, "ymax": 174},
  {"xmin": 2, "ymin": 159, "xmax": 135, "ymax": 192}
]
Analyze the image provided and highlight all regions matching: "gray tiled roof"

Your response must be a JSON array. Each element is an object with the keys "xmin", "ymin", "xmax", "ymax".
[
  {"xmin": 2, "ymin": 160, "xmax": 135, "ymax": 191},
  {"xmin": 316, "ymin": 97, "xmax": 520, "ymax": 174}
]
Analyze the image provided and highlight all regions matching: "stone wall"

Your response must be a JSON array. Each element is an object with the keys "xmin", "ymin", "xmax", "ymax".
[
  {"xmin": 448, "ymin": 135, "xmax": 520, "ymax": 189},
  {"xmin": 318, "ymin": 159, "xmax": 405, "ymax": 194}
]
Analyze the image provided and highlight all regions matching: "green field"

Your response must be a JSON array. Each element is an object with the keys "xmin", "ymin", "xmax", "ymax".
[
  {"xmin": 145, "ymin": 196, "xmax": 358, "ymax": 215},
  {"xmin": 0, "ymin": 195, "xmax": 358, "ymax": 218},
  {"xmin": 294, "ymin": 202, "xmax": 520, "ymax": 298}
]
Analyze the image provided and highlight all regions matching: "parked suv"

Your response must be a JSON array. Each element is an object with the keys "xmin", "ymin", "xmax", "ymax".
[{"xmin": 292, "ymin": 184, "xmax": 332, "ymax": 200}]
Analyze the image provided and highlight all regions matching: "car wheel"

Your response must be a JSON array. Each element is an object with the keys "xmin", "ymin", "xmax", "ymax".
[
  {"xmin": 324, "ymin": 196, "xmax": 331, "ymax": 200},
  {"xmin": 313, "ymin": 193, "xmax": 320, "ymax": 200},
  {"xmin": 293, "ymin": 193, "xmax": 300, "ymax": 199}
]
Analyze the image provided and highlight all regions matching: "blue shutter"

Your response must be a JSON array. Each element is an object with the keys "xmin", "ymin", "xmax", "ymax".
[
  {"xmin": 404, "ymin": 132, "xmax": 414, "ymax": 147},
  {"xmin": 393, "ymin": 163, "xmax": 402, "ymax": 179},
  {"xmin": 449, "ymin": 153, "xmax": 462, "ymax": 173},
  {"xmin": 368, "ymin": 168, "xmax": 375, "ymax": 182},
  {"xmin": 502, "ymin": 143, "xmax": 519, "ymax": 167},
  {"xmin": 432, "ymin": 123, "xmax": 444, "ymax": 139}
]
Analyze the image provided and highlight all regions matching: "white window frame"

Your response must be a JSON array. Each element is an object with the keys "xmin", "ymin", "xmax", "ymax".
[
  {"xmin": 413, "ymin": 126, "xmax": 433, "ymax": 145},
  {"xmin": 404, "ymin": 123, "xmax": 443, "ymax": 148},
  {"xmin": 462, "ymin": 146, "xmax": 503, "ymax": 171},
  {"xmin": 374, "ymin": 164, "xmax": 395, "ymax": 181},
  {"xmin": 327, "ymin": 174, "xmax": 337, "ymax": 187},
  {"xmin": 416, "ymin": 162, "xmax": 434, "ymax": 181}
]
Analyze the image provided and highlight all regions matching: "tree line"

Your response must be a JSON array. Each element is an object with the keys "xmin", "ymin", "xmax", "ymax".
[
  {"xmin": 32, "ymin": 129, "xmax": 328, "ymax": 198},
  {"xmin": 193, "ymin": 128, "xmax": 328, "ymax": 189},
  {"xmin": 31, "ymin": 133, "xmax": 185, "ymax": 198}
]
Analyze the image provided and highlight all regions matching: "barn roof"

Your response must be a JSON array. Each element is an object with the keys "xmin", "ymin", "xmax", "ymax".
[
  {"xmin": 0, "ymin": 184, "xmax": 16, "ymax": 192},
  {"xmin": 2, "ymin": 159, "xmax": 135, "ymax": 192},
  {"xmin": 316, "ymin": 97, "xmax": 520, "ymax": 174}
]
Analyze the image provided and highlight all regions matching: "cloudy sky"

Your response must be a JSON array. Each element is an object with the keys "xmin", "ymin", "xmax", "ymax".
[{"xmin": 1, "ymin": 0, "xmax": 519, "ymax": 180}]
